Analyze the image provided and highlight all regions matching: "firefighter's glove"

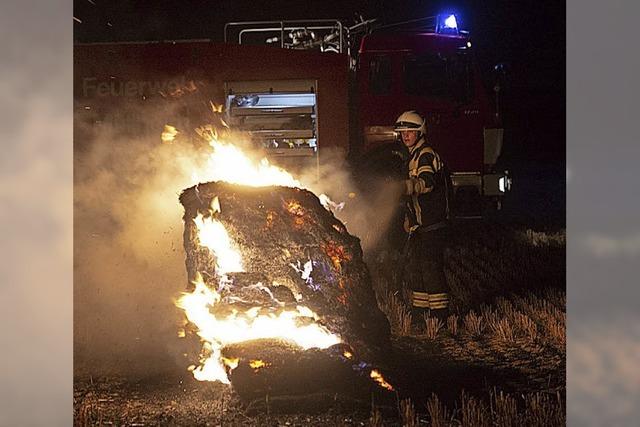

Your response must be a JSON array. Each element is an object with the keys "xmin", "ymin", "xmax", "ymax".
[
  {"xmin": 404, "ymin": 178, "xmax": 421, "ymax": 195},
  {"xmin": 404, "ymin": 177, "xmax": 432, "ymax": 195}
]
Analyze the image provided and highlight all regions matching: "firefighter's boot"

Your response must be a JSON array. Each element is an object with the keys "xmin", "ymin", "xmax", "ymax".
[
  {"xmin": 410, "ymin": 290, "xmax": 430, "ymax": 331},
  {"xmin": 409, "ymin": 307, "xmax": 428, "ymax": 334}
]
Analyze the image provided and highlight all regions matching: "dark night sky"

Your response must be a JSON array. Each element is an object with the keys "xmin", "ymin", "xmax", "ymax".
[{"xmin": 74, "ymin": 0, "xmax": 565, "ymax": 155}]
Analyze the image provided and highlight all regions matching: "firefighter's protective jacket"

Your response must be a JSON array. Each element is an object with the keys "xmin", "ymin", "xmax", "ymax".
[{"xmin": 403, "ymin": 137, "xmax": 449, "ymax": 230}]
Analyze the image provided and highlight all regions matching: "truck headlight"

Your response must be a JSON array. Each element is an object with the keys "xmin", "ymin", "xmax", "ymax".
[{"xmin": 498, "ymin": 175, "xmax": 512, "ymax": 192}]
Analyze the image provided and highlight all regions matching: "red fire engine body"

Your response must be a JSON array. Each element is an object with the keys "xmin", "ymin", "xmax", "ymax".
[
  {"xmin": 74, "ymin": 41, "xmax": 350, "ymax": 168},
  {"xmin": 74, "ymin": 15, "xmax": 509, "ymax": 213}
]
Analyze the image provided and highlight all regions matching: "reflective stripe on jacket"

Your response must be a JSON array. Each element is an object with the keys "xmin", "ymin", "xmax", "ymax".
[{"xmin": 404, "ymin": 138, "xmax": 449, "ymax": 229}]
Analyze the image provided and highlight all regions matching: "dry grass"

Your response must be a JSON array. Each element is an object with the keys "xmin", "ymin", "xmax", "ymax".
[
  {"xmin": 522, "ymin": 391, "xmax": 565, "ymax": 426},
  {"xmin": 75, "ymin": 395, "xmax": 100, "ymax": 427},
  {"xmin": 407, "ymin": 389, "xmax": 564, "ymax": 427},
  {"xmin": 513, "ymin": 312, "xmax": 538, "ymax": 341},
  {"xmin": 463, "ymin": 310, "xmax": 484, "ymax": 337},
  {"xmin": 510, "ymin": 290, "xmax": 566, "ymax": 350},
  {"xmin": 426, "ymin": 393, "xmax": 450, "ymax": 427},
  {"xmin": 368, "ymin": 404, "xmax": 383, "ymax": 427},
  {"xmin": 490, "ymin": 388, "xmax": 518, "ymax": 427},
  {"xmin": 424, "ymin": 313, "xmax": 444, "ymax": 339},
  {"xmin": 491, "ymin": 317, "xmax": 515, "ymax": 342},
  {"xmin": 370, "ymin": 268, "xmax": 414, "ymax": 337},
  {"xmin": 380, "ymin": 289, "xmax": 413, "ymax": 336},
  {"xmin": 446, "ymin": 314, "xmax": 459, "ymax": 336},
  {"xmin": 399, "ymin": 398, "xmax": 417, "ymax": 427},
  {"xmin": 461, "ymin": 391, "xmax": 490, "ymax": 427},
  {"xmin": 522, "ymin": 228, "xmax": 566, "ymax": 247},
  {"xmin": 445, "ymin": 224, "xmax": 565, "ymax": 313},
  {"xmin": 496, "ymin": 297, "xmax": 517, "ymax": 318}
]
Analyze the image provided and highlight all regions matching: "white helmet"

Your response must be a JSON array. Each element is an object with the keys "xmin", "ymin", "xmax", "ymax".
[{"xmin": 394, "ymin": 110, "xmax": 426, "ymax": 138}]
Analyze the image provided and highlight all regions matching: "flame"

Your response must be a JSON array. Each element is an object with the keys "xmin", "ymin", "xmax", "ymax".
[
  {"xmin": 343, "ymin": 351, "xmax": 353, "ymax": 359},
  {"xmin": 202, "ymin": 139, "xmax": 302, "ymax": 188},
  {"xmin": 193, "ymin": 213, "xmax": 244, "ymax": 275},
  {"xmin": 370, "ymin": 369, "xmax": 394, "ymax": 391},
  {"xmin": 161, "ymin": 124, "xmax": 178, "ymax": 144},
  {"xmin": 222, "ymin": 357, "xmax": 239, "ymax": 370},
  {"xmin": 176, "ymin": 273, "xmax": 340, "ymax": 383},
  {"xmin": 210, "ymin": 100, "xmax": 224, "ymax": 113},
  {"xmin": 249, "ymin": 359, "xmax": 269, "ymax": 370},
  {"xmin": 185, "ymin": 130, "xmax": 338, "ymax": 209},
  {"xmin": 210, "ymin": 196, "xmax": 221, "ymax": 214}
]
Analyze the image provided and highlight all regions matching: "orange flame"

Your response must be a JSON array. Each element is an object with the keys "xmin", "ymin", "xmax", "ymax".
[
  {"xmin": 370, "ymin": 369, "xmax": 394, "ymax": 391},
  {"xmin": 174, "ymin": 124, "xmax": 338, "ymax": 210},
  {"xmin": 176, "ymin": 273, "xmax": 340, "ymax": 383},
  {"xmin": 222, "ymin": 357, "xmax": 239, "ymax": 370},
  {"xmin": 249, "ymin": 359, "xmax": 269, "ymax": 370}
]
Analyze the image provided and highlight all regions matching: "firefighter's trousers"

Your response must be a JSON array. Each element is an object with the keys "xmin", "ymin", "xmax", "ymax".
[{"xmin": 405, "ymin": 226, "xmax": 450, "ymax": 315}]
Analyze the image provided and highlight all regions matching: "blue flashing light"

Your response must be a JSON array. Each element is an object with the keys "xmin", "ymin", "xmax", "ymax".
[
  {"xmin": 436, "ymin": 13, "xmax": 461, "ymax": 35},
  {"xmin": 444, "ymin": 14, "xmax": 458, "ymax": 29}
]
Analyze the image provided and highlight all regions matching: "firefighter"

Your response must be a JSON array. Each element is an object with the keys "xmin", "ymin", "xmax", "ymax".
[{"xmin": 395, "ymin": 110, "xmax": 451, "ymax": 322}]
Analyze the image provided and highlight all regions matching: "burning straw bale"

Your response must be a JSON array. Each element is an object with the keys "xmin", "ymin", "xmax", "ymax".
[{"xmin": 179, "ymin": 182, "xmax": 392, "ymax": 397}]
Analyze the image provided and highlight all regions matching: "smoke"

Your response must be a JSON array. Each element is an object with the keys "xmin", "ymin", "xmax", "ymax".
[
  {"xmin": 74, "ymin": 117, "xmax": 209, "ymax": 375},
  {"xmin": 298, "ymin": 148, "xmax": 405, "ymax": 257}
]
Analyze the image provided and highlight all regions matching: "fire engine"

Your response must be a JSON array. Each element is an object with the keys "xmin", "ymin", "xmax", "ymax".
[{"xmin": 74, "ymin": 13, "xmax": 510, "ymax": 215}]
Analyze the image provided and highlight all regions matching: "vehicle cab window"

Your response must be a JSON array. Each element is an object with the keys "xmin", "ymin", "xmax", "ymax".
[{"xmin": 403, "ymin": 53, "xmax": 472, "ymax": 102}]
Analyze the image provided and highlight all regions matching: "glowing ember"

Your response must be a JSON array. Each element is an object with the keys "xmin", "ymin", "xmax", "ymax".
[{"xmin": 370, "ymin": 369, "xmax": 394, "ymax": 391}]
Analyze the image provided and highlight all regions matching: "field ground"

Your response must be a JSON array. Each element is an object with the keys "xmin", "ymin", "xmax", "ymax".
[{"xmin": 74, "ymin": 221, "xmax": 565, "ymax": 426}]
